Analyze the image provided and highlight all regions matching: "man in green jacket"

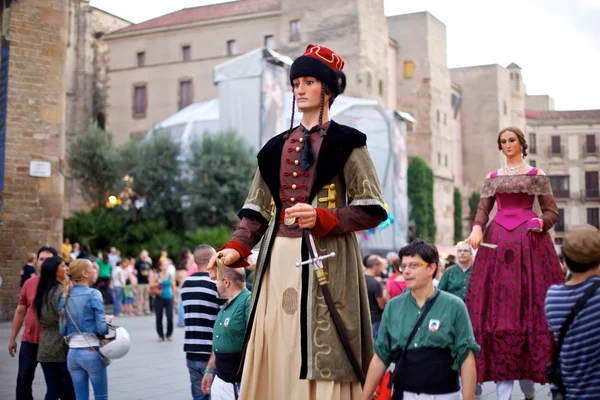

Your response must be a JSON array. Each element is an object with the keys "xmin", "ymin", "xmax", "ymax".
[
  {"xmin": 361, "ymin": 239, "xmax": 480, "ymax": 400},
  {"xmin": 438, "ymin": 241, "xmax": 473, "ymax": 302},
  {"xmin": 201, "ymin": 267, "xmax": 250, "ymax": 399}
]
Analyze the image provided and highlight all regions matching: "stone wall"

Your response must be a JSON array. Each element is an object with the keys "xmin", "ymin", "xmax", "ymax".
[
  {"xmin": 64, "ymin": 4, "xmax": 130, "ymax": 215},
  {"xmin": 0, "ymin": 0, "xmax": 67, "ymax": 317},
  {"xmin": 388, "ymin": 12, "xmax": 455, "ymax": 245}
]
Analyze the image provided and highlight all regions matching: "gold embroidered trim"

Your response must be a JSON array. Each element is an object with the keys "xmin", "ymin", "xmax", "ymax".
[{"xmin": 481, "ymin": 175, "xmax": 552, "ymax": 198}]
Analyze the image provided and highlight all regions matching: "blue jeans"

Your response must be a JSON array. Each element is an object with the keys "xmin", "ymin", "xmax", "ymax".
[
  {"xmin": 67, "ymin": 348, "xmax": 108, "ymax": 400},
  {"xmin": 113, "ymin": 286, "xmax": 123, "ymax": 315},
  {"xmin": 40, "ymin": 362, "xmax": 75, "ymax": 400},
  {"xmin": 186, "ymin": 358, "xmax": 210, "ymax": 400},
  {"xmin": 16, "ymin": 341, "xmax": 38, "ymax": 400},
  {"xmin": 177, "ymin": 292, "xmax": 185, "ymax": 326}
]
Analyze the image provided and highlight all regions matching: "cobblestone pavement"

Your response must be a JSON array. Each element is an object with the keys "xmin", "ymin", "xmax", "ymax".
[{"xmin": 0, "ymin": 314, "xmax": 550, "ymax": 399}]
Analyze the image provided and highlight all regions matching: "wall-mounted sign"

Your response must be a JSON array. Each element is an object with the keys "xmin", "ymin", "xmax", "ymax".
[{"xmin": 29, "ymin": 161, "xmax": 51, "ymax": 178}]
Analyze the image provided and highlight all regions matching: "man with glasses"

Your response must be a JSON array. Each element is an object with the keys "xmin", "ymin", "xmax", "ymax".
[
  {"xmin": 361, "ymin": 239, "xmax": 479, "ymax": 400},
  {"xmin": 438, "ymin": 241, "xmax": 474, "ymax": 302}
]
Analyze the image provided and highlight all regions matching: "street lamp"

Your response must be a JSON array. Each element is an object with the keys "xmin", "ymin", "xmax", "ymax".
[{"xmin": 107, "ymin": 195, "xmax": 119, "ymax": 208}]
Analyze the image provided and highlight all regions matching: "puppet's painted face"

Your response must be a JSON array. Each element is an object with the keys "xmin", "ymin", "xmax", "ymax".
[{"xmin": 293, "ymin": 76, "xmax": 324, "ymax": 113}]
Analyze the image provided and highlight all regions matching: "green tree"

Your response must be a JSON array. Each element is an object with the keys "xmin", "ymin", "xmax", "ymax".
[
  {"xmin": 469, "ymin": 191, "xmax": 481, "ymax": 226},
  {"xmin": 186, "ymin": 131, "xmax": 255, "ymax": 228},
  {"xmin": 67, "ymin": 123, "xmax": 120, "ymax": 207},
  {"xmin": 183, "ymin": 227, "xmax": 233, "ymax": 250},
  {"xmin": 119, "ymin": 130, "xmax": 184, "ymax": 228},
  {"xmin": 453, "ymin": 187, "xmax": 463, "ymax": 243},
  {"xmin": 407, "ymin": 157, "xmax": 436, "ymax": 241}
]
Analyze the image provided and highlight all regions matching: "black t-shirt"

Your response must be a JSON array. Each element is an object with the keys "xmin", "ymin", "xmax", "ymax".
[
  {"xmin": 20, "ymin": 264, "xmax": 36, "ymax": 287},
  {"xmin": 135, "ymin": 260, "xmax": 152, "ymax": 284},
  {"xmin": 365, "ymin": 275, "xmax": 384, "ymax": 323}
]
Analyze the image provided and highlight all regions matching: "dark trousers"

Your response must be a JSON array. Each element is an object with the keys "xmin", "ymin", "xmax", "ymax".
[
  {"xmin": 40, "ymin": 362, "xmax": 75, "ymax": 400},
  {"xmin": 154, "ymin": 297, "xmax": 173, "ymax": 339},
  {"xmin": 96, "ymin": 277, "xmax": 112, "ymax": 304},
  {"xmin": 16, "ymin": 341, "xmax": 38, "ymax": 400}
]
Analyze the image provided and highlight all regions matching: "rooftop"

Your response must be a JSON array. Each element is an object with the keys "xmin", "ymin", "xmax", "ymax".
[
  {"xmin": 112, "ymin": 0, "xmax": 281, "ymax": 35},
  {"xmin": 526, "ymin": 109, "xmax": 600, "ymax": 121}
]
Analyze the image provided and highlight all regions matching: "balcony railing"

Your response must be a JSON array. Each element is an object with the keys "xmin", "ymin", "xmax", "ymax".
[
  {"xmin": 585, "ymin": 188, "xmax": 600, "ymax": 200},
  {"xmin": 548, "ymin": 145, "xmax": 564, "ymax": 157},
  {"xmin": 553, "ymin": 189, "xmax": 570, "ymax": 199},
  {"xmin": 583, "ymin": 144, "xmax": 598, "ymax": 156}
]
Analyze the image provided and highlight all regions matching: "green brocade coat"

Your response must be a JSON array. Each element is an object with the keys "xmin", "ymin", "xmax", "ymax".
[{"xmin": 239, "ymin": 121, "xmax": 387, "ymax": 382}]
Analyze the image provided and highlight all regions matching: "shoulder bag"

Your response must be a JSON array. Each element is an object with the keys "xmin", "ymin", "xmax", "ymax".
[
  {"xmin": 63, "ymin": 295, "xmax": 112, "ymax": 367},
  {"xmin": 387, "ymin": 290, "xmax": 441, "ymax": 399}
]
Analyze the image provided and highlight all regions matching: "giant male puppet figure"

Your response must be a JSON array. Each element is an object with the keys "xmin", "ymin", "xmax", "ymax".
[{"xmin": 208, "ymin": 44, "xmax": 387, "ymax": 400}]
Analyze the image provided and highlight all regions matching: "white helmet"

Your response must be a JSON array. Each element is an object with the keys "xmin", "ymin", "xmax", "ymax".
[{"xmin": 99, "ymin": 325, "xmax": 131, "ymax": 360}]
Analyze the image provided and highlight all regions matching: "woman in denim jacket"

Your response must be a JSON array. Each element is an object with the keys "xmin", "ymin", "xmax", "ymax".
[{"xmin": 59, "ymin": 259, "xmax": 114, "ymax": 400}]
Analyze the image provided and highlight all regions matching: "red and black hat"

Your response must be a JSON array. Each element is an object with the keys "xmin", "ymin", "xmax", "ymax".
[{"xmin": 289, "ymin": 44, "xmax": 347, "ymax": 96}]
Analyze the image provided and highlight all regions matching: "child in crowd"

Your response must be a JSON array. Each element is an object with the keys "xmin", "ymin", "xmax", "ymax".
[{"xmin": 123, "ymin": 278, "xmax": 135, "ymax": 316}]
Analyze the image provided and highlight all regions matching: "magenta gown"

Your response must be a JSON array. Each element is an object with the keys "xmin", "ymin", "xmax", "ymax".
[{"xmin": 465, "ymin": 168, "xmax": 564, "ymax": 383}]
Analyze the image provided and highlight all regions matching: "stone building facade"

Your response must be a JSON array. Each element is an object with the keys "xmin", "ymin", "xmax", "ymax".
[
  {"xmin": 64, "ymin": 2, "xmax": 130, "ymax": 215},
  {"xmin": 387, "ymin": 12, "xmax": 457, "ymax": 245},
  {"xmin": 526, "ymin": 107, "xmax": 600, "ymax": 243},
  {"xmin": 0, "ymin": 0, "xmax": 68, "ymax": 317},
  {"xmin": 450, "ymin": 63, "xmax": 527, "ymax": 193},
  {"xmin": 104, "ymin": 0, "xmax": 389, "ymax": 146}
]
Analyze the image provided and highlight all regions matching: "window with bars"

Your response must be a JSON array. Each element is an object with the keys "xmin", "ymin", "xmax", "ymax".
[
  {"xmin": 555, "ymin": 208, "xmax": 565, "ymax": 232},
  {"xmin": 227, "ymin": 40, "xmax": 237, "ymax": 56},
  {"xmin": 133, "ymin": 84, "xmax": 147, "ymax": 118},
  {"xmin": 179, "ymin": 80, "xmax": 193, "ymax": 110},
  {"xmin": 551, "ymin": 136, "xmax": 561, "ymax": 154},
  {"xmin": 586, "ymin": 134, "xmax": 597, "ymax": 154},
  {"xmin": 182, "ymin": 45, "xmax": 191, "ymax": 61},
  {"xmin": 530, "ymin": 159, "xmax": 536, "ymax": 167},
  {"xmin": 290, "ymin": 20, "xmax": 301, "ymax": 41},
  {"xmin": 136, "ymin": 51, "xmax": 145, "ymax": 67},
  {"xmin": 585, "ymin": 171, "xmax": 599, "ymax": 199},
  {"xmin": 549, "ymin": 175, "xmax": 570, "ymax": 198},
  {"xmin": 529, "ymin": 132, "xmax": 537, "ymax": 154},
  {"xmin": 588, "ymin": 208, "xmax": 599, "ymax": 229}
]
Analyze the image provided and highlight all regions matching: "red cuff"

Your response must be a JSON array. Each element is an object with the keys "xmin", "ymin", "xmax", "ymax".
[
  {"xmin": 312, "ymin": 208, "xmax": 341, "ymax": 238},
  {"xmin": 218, "ymin": 240, "xmax": 251, "ymax": 268}
]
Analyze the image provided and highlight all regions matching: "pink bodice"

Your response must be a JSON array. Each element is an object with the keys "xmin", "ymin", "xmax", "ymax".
[{"xmin": 490, "ymin": 169, "xmax": 538, "ymax": 231}]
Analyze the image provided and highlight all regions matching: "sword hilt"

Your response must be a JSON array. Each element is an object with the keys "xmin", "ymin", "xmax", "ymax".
[{"xmin": 295, "ymin": 252, "xmax": 336, "ymax": 268}]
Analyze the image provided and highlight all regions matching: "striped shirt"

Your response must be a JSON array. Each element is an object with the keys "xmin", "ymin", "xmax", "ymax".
[
  {"xmin": 181, "ymin": 272, "xmax": 225, "ymax": 361},
  {"xmin": 545, "ymin": 276, "xmax": 600, "ymax": 400}
]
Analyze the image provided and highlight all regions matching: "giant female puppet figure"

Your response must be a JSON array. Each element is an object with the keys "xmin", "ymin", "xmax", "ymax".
[
  {"xmin": 208, "ymin": 44, "xmax": 387, "ymax": 399},
  {"xmin": 465, "ymin": 127, "xmax": 564, "ymax": 400}
]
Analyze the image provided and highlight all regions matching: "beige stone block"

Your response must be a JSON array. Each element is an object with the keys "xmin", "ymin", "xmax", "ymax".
[{"xmin": 41, "ymin": 107, "xmax": 62, "ymax": 123}]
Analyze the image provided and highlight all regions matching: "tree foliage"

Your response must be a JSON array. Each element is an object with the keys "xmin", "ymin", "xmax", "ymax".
[
  {"xmin": 63, "ymin": 208, "xmax": 232, "ymax": 260},
  {"xmin": 453, "ymin": 187, "xmax": 463, "ymax": 244},
  {"xmin": 468, "ymin": 191, "xmax": 481, "ymax": 226},
  {"xmin": 66, "ymin": 123, "xmax": 120, "ymax": 207},
  {"xmin": 119, "ymin": 130, "xmax": 184, "ymax": 228},
  {"xmin": 65, "ymin": 125, "xmax": 256, "ymax": 255},
  {"xmin": 407, "ymin": 157, "xmax": 436, "ymax": 241},
  {"xmin": 186, "ymin": 131, "xmax": 256, "ymax": 228}
]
